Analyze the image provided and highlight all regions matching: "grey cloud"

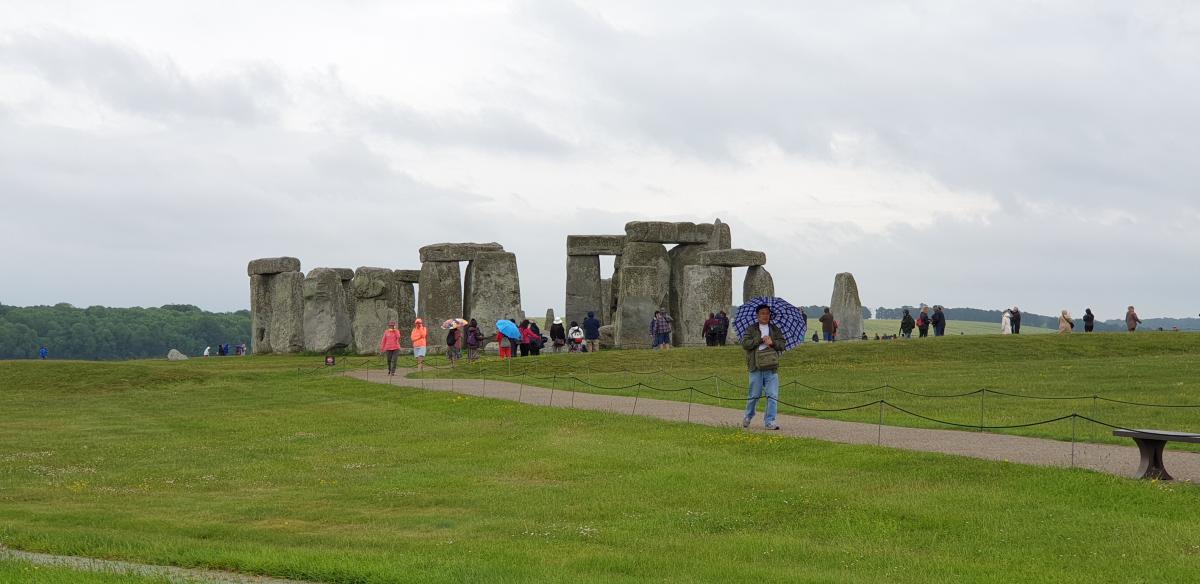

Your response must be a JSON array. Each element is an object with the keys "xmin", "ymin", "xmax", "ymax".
[
  {"xmin": 0, "ymin": 29, "xmax": 285, "ymax": 123},
  {"xmin": 357, "ymin": 101, "xmax": 571, "ymax": 155}
]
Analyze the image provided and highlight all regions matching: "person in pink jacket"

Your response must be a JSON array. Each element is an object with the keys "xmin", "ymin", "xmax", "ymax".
[
  {"xmin": 411, "ymin": 318, "xmax": 429, "ymax": 371},
  {"xmin": 379, "ymin": 321, "xmax": 403, "ymax": 375}
]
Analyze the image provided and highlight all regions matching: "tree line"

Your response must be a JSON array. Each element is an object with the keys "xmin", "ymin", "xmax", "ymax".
[
  {"xmin": 873, "ymin": 305, "xmax": 1199, "ymax": 331},
  {"xmin": 0, "ymin": 303, "xmax": 250, "ymax": 360}
]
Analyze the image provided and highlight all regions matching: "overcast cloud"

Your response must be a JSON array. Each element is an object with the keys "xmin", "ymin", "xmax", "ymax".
[{"xmin": 2, "ymin": 1, "xmax": 1198, "ymax": 320}]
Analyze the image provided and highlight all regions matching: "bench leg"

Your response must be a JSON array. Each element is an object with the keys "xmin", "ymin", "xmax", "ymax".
[{"xmin": 1132, "ymin": 438, "xmax": 1172, "ymax": 480}]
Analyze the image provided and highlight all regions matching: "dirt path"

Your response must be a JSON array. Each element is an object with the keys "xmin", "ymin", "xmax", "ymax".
[
  {"xmin": 352, "ymin": 369, "xmax": 1200, "ymax": 482},
  {"xmin": 0, "ymin": 546, "xmax": 321, "ymax": 583}
]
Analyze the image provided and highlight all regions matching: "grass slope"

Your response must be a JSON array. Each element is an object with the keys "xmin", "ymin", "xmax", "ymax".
[
  {"xmin": 1, "ymin": 356, "xmax": 1199, "ymax": 582},
  {"xmin": 426, "ymin": 333, "xmax": 1200, "ymax": 448}
]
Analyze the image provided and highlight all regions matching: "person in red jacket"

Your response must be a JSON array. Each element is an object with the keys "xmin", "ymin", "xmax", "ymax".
[
  {"xmin": 379, "ymin": 321, "xmax": 403, "ymax": 375},
  {"xmin": 411, "ymin": 318, "xmax": 428, "ymax": 371}
]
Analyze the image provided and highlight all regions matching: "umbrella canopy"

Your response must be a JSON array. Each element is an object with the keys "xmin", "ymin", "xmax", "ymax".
[
  {"xmin": 494, "ymin": 319, "xmax": 522, "ymax": 340},
  {"xmin": 440, "ymin": 318, "xmax": 469, "ymax": 330},
  {"xmin": 732, "ymin": 296, "xmax": 808, "ymax": 350}
]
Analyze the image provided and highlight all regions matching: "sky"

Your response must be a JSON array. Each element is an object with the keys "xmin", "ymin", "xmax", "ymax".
[{"xmin": 2, "ymin": 1, "xmax": 1198, "ymax": 321}]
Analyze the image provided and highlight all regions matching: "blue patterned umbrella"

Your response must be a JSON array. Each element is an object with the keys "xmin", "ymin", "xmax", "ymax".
[{"xmin": 733, "ymin": 297, "xmax": 807, "ymax": 350}]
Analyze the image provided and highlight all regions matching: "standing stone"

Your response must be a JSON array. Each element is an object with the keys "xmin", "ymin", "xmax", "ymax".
[
  {"xmin": 667, "ymin": 243, "xmax": 710, "ymax": 345},
  {"xmin": 351, "ymin": 267, "xmax": 399, "ymax": 355},
  {"xmin": 418, "ymin": 261, "xmax": 463, "ymax": 346},
  {"xmin": 302, "ymin": 268, "xmax": 353, "ymax": 353},
  {"xmin": 743, "ymin": 266, "xmax": 775, "ymax": 302},
  {"xmin": 334, "ymin": 268, "xmax": 356, "ymax": 325},
  {"xmin": 395, "ymin": 277, "xmax": 416, "ymax": 347},
  {"xmin": 830, "ymin": 272, "xmax": 864, "ymax": 342},
  {"xmin": 620, "ymin": 242, "xmax": 669, "ymax": 309},
  {"xmin": 713, "ymin": 218, "xmax": 732, "ymax": 250},
  {"xmin": 599, "ymin": 324, "xmax": 615, "ymax": 349},
  {"xmin": 565, "ymin": 255, "xmax": 602, "ymax": 326},
  {"xmin": 599, "ymin": 278, "xmax": 613, "ymax": 325},
  {"xmin": 166, "ymin": 349, "xmax": 188, "ymax": 361},
  {"xmin": 544, "ymin": 308, "xmax": 555, "ymax": 329},
  {"xmin": 614, "ymin": 265, "xmax": 668, "ymax": 348},
  {"xmin": 463, "ymin": 251, "xmax": 521, "ymax": 343},
  {"xmin": 681, "ymin": 265, "xmax": 732, "ymax": 347},
  {"xmin": 249, "ymin": 273, "xmax": 273, "ymax": 355},
  {"xmin": 268, "ymin": 271, "xmax": 305, "ymax": 354}
]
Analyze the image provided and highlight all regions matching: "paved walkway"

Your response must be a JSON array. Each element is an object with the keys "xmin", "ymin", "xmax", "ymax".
[
  {"xmin": 351, "ymin": 369, "xmax": 1200, "ymax": 482},
  {"xmin": 0, "ymin": 546, "xmax": 318, "ymax": 583}
]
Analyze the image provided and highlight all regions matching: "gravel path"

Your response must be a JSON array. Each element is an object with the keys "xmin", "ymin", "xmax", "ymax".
[
  {"xmin": 353, "ymin": 369, "xmax": 1200, "ymax": 482},
  {"xmin": 0, "ymin": 546, "xmax": 319, "ymax": 583}
]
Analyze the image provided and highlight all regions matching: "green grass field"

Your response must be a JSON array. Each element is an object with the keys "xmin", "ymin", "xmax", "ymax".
[
  {"xmin": 1, "ymin": 338, "xmax": 1199, "ymax": 582},
  {"xmin": 426, "ymin": 333, "xmax": 1200, "ymax": 448},
  {"xmin": 862, "ymin": 318, "xmax": 1055, "ymax": 336}
]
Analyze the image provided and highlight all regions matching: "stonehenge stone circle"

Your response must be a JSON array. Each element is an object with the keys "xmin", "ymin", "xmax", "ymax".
[
  {"xmin": 680, "ymin": 265, "xmax": 733, "ymax": 346},
  {"xmin": 463, "ymin": 251, "xmax": 522, "ymax": 342},
  {"xmin": 567, "ymin": 235, "xmax": 627, "ymax": 256},
  {"xmin": 699, "ymin": 249, "xmax": 766, "ymax": 267},
  {"xmin": 614, "ymin": 265, "xmax": 668, "ymax": 348},
  {"xmin": 302, "ymin": 268, "xmax": 353, "ymax": 353},
  {"xmin": 418, "ymin": 260, "xmax": 463, "ymax": 345},
  {"xmin": 419, "ymin": 242, "xmax": 504, "ymax": 263},
  {"xmin": 247, "ymin": 256, "xmax": 301, "ymax": 276},
  {"xmin": 565, "ymin": 255, "xmax": 602, "ymax": 326},
  {"xmin": 743, "ymin": 266, "xmax": 775, "ymax": 302},
  {"xmin": 830, "ymin": 272, "xmax": 864, "ymax": 342},
  {"xmin": 351, "ymin": 267, "xmax": 401, "ymax": 354}
]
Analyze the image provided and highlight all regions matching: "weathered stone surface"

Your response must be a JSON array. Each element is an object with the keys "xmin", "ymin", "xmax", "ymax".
[
  {"xmin": 247, "ymin": 257, "xmax": 301, "ymax": 276},
  {"xmin": 620, "ymin": 242, "xmax": 669, "ymax": 313},
  {"xmin": 267, "ymin": 271, "xmax": 305, "ymax": 353},
  {"xmin": 614, "ymin": 265, "xmax": 669, "ymax": 348},
  {"xmin": 418, "ymin": 242, "xmax": 504, "ymax": 263},
  {"xmin": 681, "ymin": 265, "xmax": 732, "ymax": 346},
  {"xmin": 830, "ymin": 272, "xmax": 864, "ymax": 342},
  {"xmin": 303, "ymin": 268, "xmax": 353, "ymax": 353},
  {"xmin": 394, "ymin": 278, "xmax": 416, "ymax": 346},
  {"xmin": 599, "ymin": 324, "xmax": 615, "ymax": 349},
  {"xmin": 332, "ymin": 268, "xmax": 355, "ymax": 281},
  {"xmin": 463, "ymin": 252, "xmax": 521, "ymax": 344},
  {"xmin": 544, "ymin": 308, "xmax": 555, "ymax": 328},
  {"xmin": 565, "ymin": 255, "xmax": 602, "ymax": 326},
  {"xmin": 699, "ymin": 249, "xmax": 766, "ymax": 267},
  {"xmin": 743, "ymin": 266, "xmax": 775, "ymax": 302},
  {"xmin": 600, "ymin": 278, "xmax": 613, "ymax": 325},
  {"xmin": 351, "ymin": 267, "xmax": 400, "ymax": 355},
  {"xmin": 676, "ymin": 222, "xmax": 713, "ymax": 244},
  {"xmin": 166, "ymin": 349, "xmax": 188, "ymax": 361},
  {"xmin": 625, "ymin": 221, "xmax": 712, "ymax": 244},
  {"xmin": 567, "ymin": 235, "xmax": 627, "ymax": 256},
  {"xmin": 667, "ymin": 243, "xmax": 709, "ymax": 345},
  {"xmin": 713, "ymin": 218, "xmax": 732, "ymax": 250},
  {"xmin": 393, "ymin": 269, "xmax": 421, "ymax": 283},
  {"xmin": 337, "ymin": 270, "xmax": 356, "ymax": 325},
  {"xmin": 418, "ymin": 261, "xmax": 463, "ymax": 345},
  {"xmin": 249, "ymin": 274, "xmax": 272, "ymax": 354}
]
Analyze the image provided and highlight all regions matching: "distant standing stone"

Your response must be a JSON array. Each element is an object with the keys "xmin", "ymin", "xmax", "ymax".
[
  {"xmin": 830, "ymin": 272, "xmax": 864, "ymax": 342},
  {"xmin": 166, "ymin": 349, "xmax": 188, "ymax": 361},
  {"xmin": 743, "ymin": 266, "xmax": 775, "ymax": 302}
]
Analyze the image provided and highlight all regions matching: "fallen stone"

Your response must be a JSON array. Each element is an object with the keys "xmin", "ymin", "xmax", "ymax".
[
  {"xmin": 463, "ymin": 252, "xmax": 521, "ymax": 343},
  {"xmin": 681, "ymin": 265, "xmax": 732, "ymax": 346},
  {"xmin": 166, "ymin": 349, "xmax": 188, "ymax": 361},
  {"xmin": 303, "ymin": 268, "xmax": 353, "ymax": 353},
  {"xmin": 830, "ymin": 272, "xmax": 864, "ymax": 342},
  {"xmin": 565, "ymin": 255, "xmax": 602, "ymax": 326},
  {"xmin": 742, "ymin": 266, "xmax": 775, "ymax": 302},
  {"xmin": 699, "ymin": 249, "xmax": 766, "ymax": 267},
  {"xmin": 247, "ymin": 257, "xmax": 301, "ymax": 276},
  {"xmin": 418, "ymin": 242, "xmax": 504, "ymax": 263},
  {"xmin": 567, "ymin": 235, "xmax": 627, "ymax": 256}
]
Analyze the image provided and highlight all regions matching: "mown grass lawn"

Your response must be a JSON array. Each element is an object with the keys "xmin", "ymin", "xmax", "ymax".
[
  {"xmin": 424, "ymin": 333, "xmax": 1200, "ymax": 448},
  {"xmin": 1, "ymin": 354, "xmax": 1199, "ymax": 582},
  {"xmin": 0, "ymin": 559, "xmax": 173, "ymax": 583}
]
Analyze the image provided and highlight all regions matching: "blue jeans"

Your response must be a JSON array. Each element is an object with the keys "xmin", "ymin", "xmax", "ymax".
[
  {"xmin": 745, "ymin": 369, "xmax": 780, "ymax": 426},
  {"xmin": 654, "ymin": 332, "xmax": 671, "ymax": 347},
  {"xmin": 823, "ymin": 332, "xmax": 834, "ymax": 342}
]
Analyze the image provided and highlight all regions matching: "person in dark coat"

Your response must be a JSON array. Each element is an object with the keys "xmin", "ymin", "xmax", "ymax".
[
  {"xmin": 1011, "ymin": 307, "xmax": 1022, "ymax": 335},
  {"xmin": 549, "ymin": 318, "xmax": 567, "ymax": 352},
  {"xmin": 899, "ymin": 309, "xmax": 915, "ymax": 338},
  {"xmin": 716, "ymin": 310, "xmax": 730, "ymax": 345},
  {"xmin": 819, "ymin": 308, "xmax": 835, "ymax": 342},
  {"xmin": 582, "ymin": 311, "xmax": 601, "ymax": 353},
  {"xmin": 931, "ymin": 306, "xmax": 947, "ymax": 337},
  {"xmin": 1083, "ymin": 308, "xmax": 1095, "ymax": 333},
  {"xmin": 702, "ymin": 313, "xmax": 720, "ymax": 346}
]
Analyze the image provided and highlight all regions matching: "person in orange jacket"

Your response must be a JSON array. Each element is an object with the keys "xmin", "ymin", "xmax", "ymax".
[
  {"xmin": 411, "ymin": 318, "xmax": 429, "ymax": 371},
  {"xmin": 379, "ymin": 321, "xmax": 403, "ymax": 375}
]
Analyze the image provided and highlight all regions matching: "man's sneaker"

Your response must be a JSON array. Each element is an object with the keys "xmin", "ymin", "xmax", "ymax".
[
  {"xmin": 765, "ymin": 423, "xmax": 780, "ymax": 430},
  {"xmin": 742, "ymin": 416, "xmax": 751, "ymax": 428}
]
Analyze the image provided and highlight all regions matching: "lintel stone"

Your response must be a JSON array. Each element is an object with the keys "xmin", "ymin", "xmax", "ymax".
[
  {"xmin": 418, "ymin": 242, "xmax": 504, "ymax": 263},
  {"xmin": 567, "ymin": 235, "xmax": 627, "ymax": 256},
  {"xmin": 247, "ymin": 257, "xmax": 301, "ymax": 276},
  {"xmin": 699, "ymin": 249, "xmax": 766, "ymax": 267}
]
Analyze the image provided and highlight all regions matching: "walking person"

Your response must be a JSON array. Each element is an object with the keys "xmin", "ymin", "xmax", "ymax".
[
  {"xmin": 1011, "ymin": 306, "xmax": 1022, "ymax": 334},
  {"xmin": 445, "ymin": 326, "xmax": 462, "ymax": 366},
  {"xmin": 716, "ymin": 310, "xmax": 730, "ymax": 345},
  {"xmin": 1126, "ymin": 306, "xmax": 1142, "ymax": 332},
  {"xmin": 1059, "ymin": 310, "xmax": 1075, "ymax": 334},
  {"xmin": 496, "ymin": 327, "xmax": 513, "ymax": 359},
  {"xmin": 549, "ymin": 317, "xmax": 567, "ymax": 353},
  {"xmin": 1083, "ymin": 308, "xmax": 1095, "ymax": 333},
  {"xmin": 916, "ymin": 307, "xmax": 930, "ymax": 338},
  {"xmin": 741, "ymin": 303, "xmax": 785, "ymax": 431},
  {"xmin": 465, "ymin": 318, "xmax": 483, "ymax": 361},
  {"xmin": 703, "ymin": 312, "xmax": 720, "ymax": 346},
  {"xmin": 411, "ymin": 318, "xmax": 428, "ymax": 371},
  {"xmin": 932, "ymin": 306, "xmax": 947, "ymax": 337},
  {"xmin": 899, "ymin": 309, "xmax": 915, "ymax": 339},
  {"xmin": 819, "ymin": 308, "xmax": 835, "ymax": 342},
  {"xmin": 379, "ymin": 321, "xmax": 403, "ymax": 375},
  {"xmin": 1001, "ymin": 309, "xmax": 1012, "ymax": 335},
  {"xmin": 517, "ymin": 320, "xmax": 533, "ymax": 357},
  {"xmin": 203, "ymin": 346, "xmax": 211, "ymax": 357},
  {"xmin": 583, "ymin": 311, "xmax": 601, "ymax": 353},
  {"xmin": 650, "ymin": 310, "xmax": 673, "ymax": 349},
  {"xmin": 567, "ymin": 321, "xmax": 585, "ymax": 352},
  {"xmin": 38, "ymin": 346, "xmax": 48, "ymax": 360}
]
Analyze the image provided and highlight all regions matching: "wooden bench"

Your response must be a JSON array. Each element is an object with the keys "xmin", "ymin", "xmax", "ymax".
[{"xmin": 1112, "ymin": 429, "xmax": 1200, "ymax": 480}]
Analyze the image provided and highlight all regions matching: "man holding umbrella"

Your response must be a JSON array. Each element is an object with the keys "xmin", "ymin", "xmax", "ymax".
[{"xmin": 741, "ymin": 303, "xmax": 787, "ymax": 431}]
